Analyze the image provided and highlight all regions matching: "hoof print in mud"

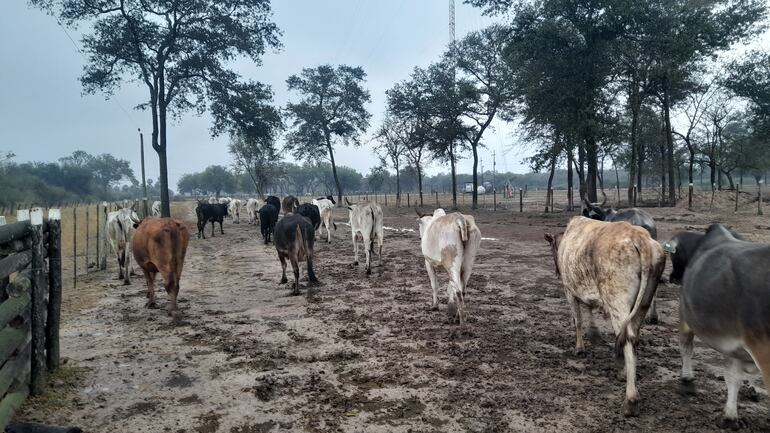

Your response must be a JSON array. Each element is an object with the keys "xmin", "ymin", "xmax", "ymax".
[
  {"xmin": 677, "ymin": 378, "xmax": 696, "ymax": 396},
  {"xmin": 622, "ymin": 399, "xmax": 641, "ymax": 417},
  {"xmin": 717, "ymin": 416, "xmax": 748, "ymax": 431}
]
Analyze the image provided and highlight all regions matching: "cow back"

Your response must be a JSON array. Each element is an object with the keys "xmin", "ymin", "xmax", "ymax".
[
  {"xmin": 275, "ymin": 214, "xmax": 315, "ymax": 259},
  {"xmin": 132, "ymin": 218, "xmax": 190, "ymax": 273},
  {"xmin": 296, "ymin": 203, "xmax": 321, "ymax": 230}
]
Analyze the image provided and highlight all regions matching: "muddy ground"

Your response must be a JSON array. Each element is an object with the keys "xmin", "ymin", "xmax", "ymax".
[{"xmin": 16, "ymin": 202, "xmax": 770, "ymax": 432}]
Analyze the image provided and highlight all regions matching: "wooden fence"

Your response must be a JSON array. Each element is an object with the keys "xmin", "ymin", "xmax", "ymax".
[{"xmin": 0, "ymin": 208, "xmax": 62, "ymax": 429}]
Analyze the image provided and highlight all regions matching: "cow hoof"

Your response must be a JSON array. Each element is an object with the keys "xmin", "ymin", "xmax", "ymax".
[
  {"xmin": 572, "ymin": 347, "xmax": 585, "ymax": 357},
  {"xmin": 622, "ymin": 399, "xmax": 641, "ymax": 417},
  {"xmin": 366, "ymin": 268, "xmax": 371, "ymax": 275},
  {"xmin": 430, "ymin": 304, "xmax": 439, "ymax": 311},
  {"xmin": 280, "ymin": 277, "xmax": 288, "ymax": 284},
  {"xmin": 353, "ymin": 261, "xmax": 359, "ymax": 266},
  {"xmin": 717, "ymin": 416, "xmax": 748, "ymax": 430},
  {"xmin": 645, "ymin": 315, "xmax": 659, "ymax": 325},
  {"xmin": 146, "ymin": 301, "xmax": 157, "ymax": 309},
  {"xmin": 678, "ymin": 378, "xmax": 697, "ymax": 396},
  {"xmin": 122, "ymin": 280, "xmax": 131, "ymax": 286}
]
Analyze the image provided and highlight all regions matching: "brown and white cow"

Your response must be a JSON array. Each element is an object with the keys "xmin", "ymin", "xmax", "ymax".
[
  {"xmin": 416, "ymin": 208, "xmax": 481, "ymax": 324},
  {"xmin": 346, "ymin": 199, "xmax": 384, "ymax": 274},
  {"xmin": 132, "ymin": 218, "xmax": 190, "ymax": 322},
  {"xmin": 544, "ymin": 216, "xmax": 665, "ymax": 417}
]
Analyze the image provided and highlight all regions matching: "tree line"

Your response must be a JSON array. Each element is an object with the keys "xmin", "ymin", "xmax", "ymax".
[
  {"xmin": 0, "ymin": 150, "xmax": 159, "ymax": 207},
  {"xmin": 32, "ymin": 0, "xmax": 770, "ymax": 215}
]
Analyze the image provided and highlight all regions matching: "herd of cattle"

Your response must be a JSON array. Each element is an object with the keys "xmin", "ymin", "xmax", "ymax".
[{"xmin": 100, "ymin": 193, "xmax": 769, "ymax": 429}]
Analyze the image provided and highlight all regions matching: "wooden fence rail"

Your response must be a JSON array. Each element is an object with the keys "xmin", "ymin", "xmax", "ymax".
[{"xmin": 0, "ymin": 209, "xmax": 62, "ymax": 429}]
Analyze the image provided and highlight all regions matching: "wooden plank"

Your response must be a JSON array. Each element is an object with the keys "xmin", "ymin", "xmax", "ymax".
[
  {"xmin": 29, "ymin": 208, "xmax": 46, "ymax": 395},
  {"xmin": 46, "ymin": 209, "xmax": 62, "ymax": 371},
  {"xmin": 0, "ymin": 341, "xmax": 30, "ymax": 399},
  {"xmin": 0, "ymin": 292, "xmax": 30, "ymax": 331},
  {"xmin": 0, "ymin": 222, "xmax": 30, "ymax": 246},
  {"xmin": 0, "ymin": 326, "xmax": 29, "ymax": 366},
  {"xmin": 0, "ymin": 251, "xmax": 32, "ymax": 282},
  {"xmin": 0, "ymin": 386, "xmax": 29, "ymax": 430}
]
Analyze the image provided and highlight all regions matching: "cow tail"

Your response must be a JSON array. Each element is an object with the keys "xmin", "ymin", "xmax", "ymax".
[
  {"xmin": 369, "ymin": 208, "xmax": 376, "ymax": 253},
  {"xmin": 614, "ymin": 238, "xmax": 665, "ymax": 356},
  {"xmin": 296, "ymin": 223, "xmax": 308, "ymax": 259},
  {"xmin": 457, "ymin": 216, "xmax": 469, "ymax": 242}
]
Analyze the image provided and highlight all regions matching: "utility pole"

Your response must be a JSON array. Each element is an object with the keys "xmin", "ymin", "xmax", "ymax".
[
  {"xmin": 139, "ymin": 128, "xmax": 149, "ymax": 217},
  {"xmin": 492, "ymin": 151, "xmax": 496, "ymax": 191}
]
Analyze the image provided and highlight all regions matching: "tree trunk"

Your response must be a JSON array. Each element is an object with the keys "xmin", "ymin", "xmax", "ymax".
[
  {"xmin": 578, "ymin": 140, "xmax": 586, "ymax": 199},
  {"xmin": 450, "ymin": 150, "xmax": 457, "ymax": 210},
  {"xmin": 663, "ymin": 83, "xmax": 676, "ymax": 206},
  {"xmin": 709, "ymin": 160, "xmax": 717, "ymax": 189},
  {"xmin": 688, "ymin": 146, "xmax": 695, "ymax": 208},
  {"xmin": 659, "ymin": 133, "xmax": 666, "ymax": 204},
  {"xmin": 417, "ymin": 163, "xmax": 424, "ymax": 207},
  {"xmin": 395, "ymin": 161, "xmax": 401, "ymax": 207},
  {"xmin": 628, "ymin": 82, "xmax": 640, "ymax": 204},
  {"xmin": 472, "ymin": 143, "xmax": 479, "ymax": 210},
  {"xmin": 567, "ymin": 149, "xmax": 575, "ymax": 212},
  {"xmin": 545, "ymin": 153, "xmax": 556, "ymax": 212},
  {"xmin": 637, "ymin": 140, "xmax": 644, "ymax": 196},
  {"xmin": 157, "ymin": 70, "xmax": 170, "ymax": 218},
  {"xmin": 326, "ymin": 140, "xmax": 343, "ymax": 205},
  {"xmin": 585, "ymin": 134, "xmax": 598, "ymax": 202}
]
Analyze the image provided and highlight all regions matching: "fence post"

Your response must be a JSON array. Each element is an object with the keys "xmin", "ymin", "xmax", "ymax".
[
  {"xmin": 384, "ymin": 194, "xmax": 388, "ymax": 206},
  {"xmin": 759, "ymin": 181, "xmax": 764, "ymax": 216},
  {"xmin": 95, "ymin": 204, "xmax": 100, "ymax": 268},
  {"xmin": 407, "ymin": 193, "xmax": 410, "ymax": 208},
  {"xmin": 73, "ymin": 207, "xmax": 77, "ymax": 288},
  {"xmin": 29, "ymin": 208, "xmax": 47, "ymax": 395},
  {"xmin": 46, "ymin": 209, "xmax": 61, "ymax": 372},
  {"xmin": 100, "ymin": 203, "xmax": 108, "ymax": 270},
  {"xmin": 493, "ymin": 188, "xmax": 496, "ymax": 212},
  {"xmin": 85, "ymin": 205, "xmax": 90, "ymax": 274},
  {"xmin": 519, "ymin": 188, "xmax": 523, "ymax": 213},
  {"xmin": 435, "ymin": 191, "xmax": 439, "ymax": 207}
]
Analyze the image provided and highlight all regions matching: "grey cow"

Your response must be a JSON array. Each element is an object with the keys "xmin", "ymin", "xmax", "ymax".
[{"xmin": 677, "ymin": 224, "xmax": 770, "ymax": 430}]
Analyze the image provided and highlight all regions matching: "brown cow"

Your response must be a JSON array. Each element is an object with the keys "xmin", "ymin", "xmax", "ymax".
[
  {"xmin": 132, "ymin": 218, "xmax": 190, "ymax": 321},
  {"xmin": 545, "ymin": 216, "xmax": 665, "ymax": 417}
]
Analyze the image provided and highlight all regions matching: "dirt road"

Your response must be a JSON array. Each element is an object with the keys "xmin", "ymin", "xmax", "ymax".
[{"xmin": 17, "ymin": 203, "xmax": 770, "ymax": 432}]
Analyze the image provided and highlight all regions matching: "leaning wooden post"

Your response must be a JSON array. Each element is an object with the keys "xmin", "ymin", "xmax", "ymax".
[
  {"xmin": 72, "ymin": 207, "xmax": 77, "ymax": 288},
  {"xmin": 85, "ymin": 205, "xmax": 90, "ymax": 275},
  {"xmin": 46, "ymin": 209, "xmax": 61, "ymax": 372},
  {"xmin": 95, "ymin": 204, "xmax": 100, "ymax": 268},
  {"xmin": 100, "ymin": 203, "xmax": 108, "ymax": 270},
  {"xmin": 519, "ymin": 188, "xmax": 523, "ymax": 213},
  {"xmin": 29, "ymin": 208, "xmax": 47, "ymax": 395},
  {"xmin": 759, "ymin": 180, "xmax": 764, "ymax": 216},
  {"xmin": 407, "ymin": 193, "xmax": 410, "ymax": 207}
]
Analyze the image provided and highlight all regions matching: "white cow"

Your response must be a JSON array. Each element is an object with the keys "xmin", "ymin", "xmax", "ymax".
[
  {"xmin": 107, "ymin": 207, "xmax": 141, "ymax": 285},
  {"xmin": 228, "ymin": 199, "xmax": 243, "ymax": 224},
  {"xmin": 218, "ymin": 197, "xmax": 231, "ymax": 205},
  {"xmin": 416, "ymin": 208, "xmax": 481, "ymax": 324},
  {"xmin": 346, "ymin": 199, "xmax": 384, "ymax": 275},
  {"xmin": 208, "ymin": 197, "xmax": 218, "ymax": 204},
  {"xmin": 312, "ymin": 197, "xmax": 337, "ymax": 242},
  {"xmin": 245, "ymin": 198, "xmax": 259, "ymax": 225},
  {"xmin": 151, "ymin": 201, "xmax": 161, "ymax": 217}
]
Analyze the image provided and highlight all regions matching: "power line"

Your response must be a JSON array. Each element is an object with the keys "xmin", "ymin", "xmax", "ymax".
[{"xmin": 55, "ymin": 19, "xmax": 140, "ymax": 129}]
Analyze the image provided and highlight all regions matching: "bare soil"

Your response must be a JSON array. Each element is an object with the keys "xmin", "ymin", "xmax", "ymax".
[{"xmin": 15, "ymin": 203, "xmax": 770, "ymax": 432}]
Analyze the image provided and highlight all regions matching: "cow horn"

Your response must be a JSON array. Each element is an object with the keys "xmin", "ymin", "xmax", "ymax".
[
  {"xmin": 130, "ymin": 214, "xmax": 141, "ymax": 224},
  {"xmin": 600, "ymin": 191, "xmax": 608, "ymax": 207},
  {"xmin": 582, "ymin": 194, "xmax": 592, "ymax": 207},
  {"xmin": 345, "ymin": 197, "xmax": 353, "ymax": 206},
  {"xmin": 415, "ymin": 208, "xmax": 425, "ymax": 218}
]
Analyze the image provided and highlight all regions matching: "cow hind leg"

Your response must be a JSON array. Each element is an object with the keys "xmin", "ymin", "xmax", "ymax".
[
  {"xmin": 165, "ymin": 274, "xmax": 181, "ymax": 323},
  {"xmin": 219, "ymin": 221, "xmax": 224, "ymax": 234},
  {"xmin": 144, "ymin": 271, "xmax": 158, "ymax": 308},
  {"xmin": 424, "ymin": 261, "xmax": 439, "ymax": 311},
  {"xmin": 679, "ymin": 320, "xmax": 697, "ymax": 395},
  {"xmin": 352, "ymin": 232, "xmax": 359, "ymax": 266},
  {"xmin": 363, "ymin": 235, "xmax": 372, "ymax": 275},
  {"xmin": 645, "ymin": 298, "xmax": 659, "ymax": 324},
  {"xmin": 621, "ymin": 341, "xmax": 641, "ymax": 417},
  {"xmin": 279, "ymin": 256, "xmax": 288, "ymax": 284},
  {"xmin": 565, "ymin": 293, "xmax": 585, "ymax": 356},
  {"xmin": 290, "ymin": 256, "xmax": 300, "ymax": 296},
  {"xmin": 717, "ymin": 357, "xmax": 748, "ymax": 430},
  {"xmin": 447, "ymin": 269, "xmax": 463, "ymax": 324}
]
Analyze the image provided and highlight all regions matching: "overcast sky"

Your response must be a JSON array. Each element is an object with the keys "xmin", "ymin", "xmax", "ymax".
[{"xmin": 0, "ymin": 0, "xmax": 532, "ymax": 190}]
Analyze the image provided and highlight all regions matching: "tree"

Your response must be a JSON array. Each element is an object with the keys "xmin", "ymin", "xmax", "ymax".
[
  {"xmin": 374, "ymin": 116, "xmax": 407, "ymax": 206},
  {"xmin": 229, "ymin": 133, "xmax": 279, "ymax": 197},
  {"xmin": 455, "ymin": 25, "xmax": 516, "ymax": 209},
  {"xmin": 200, "ymin": 165, "xmax": 236, "ymax": 197},
  {"xmin": 284, "ymin": 65, "xmax": 372, "ymax": 205},
  {"xmin": 90, "ymin": 154, "xmax": 138, "ymax": 193},
  {"xmin": 33, "ymin": 0, "xmax": 282, "ymax": 216},
  {"xmin": 365, "ymin": 166, "xmax": 389, "ymax": 193}
]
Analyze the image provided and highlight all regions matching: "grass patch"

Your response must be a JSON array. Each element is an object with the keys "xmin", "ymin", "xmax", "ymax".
[{"xmin": 17, "ymin": 364, "xmax": 90, "ymax": 420}]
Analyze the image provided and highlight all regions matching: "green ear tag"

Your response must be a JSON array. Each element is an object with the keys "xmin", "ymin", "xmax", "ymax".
[{"xmin": 663, "ymin": 242, "xmax": 673, "ymax": 253}]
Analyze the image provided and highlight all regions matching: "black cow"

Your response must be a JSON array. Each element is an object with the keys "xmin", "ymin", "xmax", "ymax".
[
  {"xmin": 195, "ymin": 202, "xmax": 228, "ymax": 239},
  {"xmin": 583, "ymin": 193, "xmax": 659, "ymax": 323},
  {"xmin": 296, "ymin": 203, "xmax": 321, "ymax": 230},
  {"xmin": 678, "ymin": 224, "xmax": 770, "ymax": 429},
  {"xmin": 282, "ymin": 195, "xmax": 300, "ymax": 214},
  {"xmin": 666, "ymin": 232, "xmax": 705, "ymax": 284},
  {"xmin": 265, "ymin": 196, "xmax": 281, "ymax": 213},
  {"xmin": 258, "ymin": 204, "xmax": 279, "ymax": 244},
  {"xmin": 274, "ymin": 214, "xmax": 318, "ymax": 295}
]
